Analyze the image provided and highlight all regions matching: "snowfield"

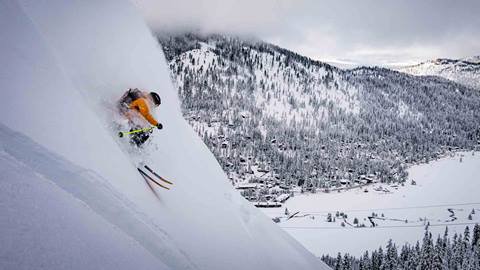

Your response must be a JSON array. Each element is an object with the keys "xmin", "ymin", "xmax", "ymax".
[
  {"xmin": 0, "ymin": 1, "xmax": 328, "ymax": 269},
  {"xmin": 261, "ymin": 151, "xmax": 480, "ymax": 257}
]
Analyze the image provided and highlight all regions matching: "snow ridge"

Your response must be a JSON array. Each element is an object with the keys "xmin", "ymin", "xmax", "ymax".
[{"xmin": 399, "ymin": 56, "xmax": 480, "ymax": 90}]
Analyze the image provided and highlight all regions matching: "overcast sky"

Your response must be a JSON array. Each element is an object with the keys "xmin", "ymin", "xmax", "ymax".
[{"xmin": 133, "ymin": 0, "xmax": 480, "ymax": 66}]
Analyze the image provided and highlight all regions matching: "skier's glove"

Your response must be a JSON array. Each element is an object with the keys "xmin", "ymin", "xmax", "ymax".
[{"xmin": 156, "ymin": 123, "xmax": 163, "ymax": 130}]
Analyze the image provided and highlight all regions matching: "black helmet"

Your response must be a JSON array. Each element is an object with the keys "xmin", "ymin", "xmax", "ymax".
[{"xmin": 150, "ymin": 92, "xmax": 161, "ymax": 106}]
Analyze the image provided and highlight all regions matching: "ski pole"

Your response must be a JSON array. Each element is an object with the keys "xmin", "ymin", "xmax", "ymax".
[{"xmin": 118, "ymin": 126, "xmax": 154, "ymax": 138}]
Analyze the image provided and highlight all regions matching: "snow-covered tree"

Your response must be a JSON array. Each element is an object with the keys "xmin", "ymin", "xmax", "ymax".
[{"xmin": 321, "ymin": 225, "xmax": 480, "ymax": 270}]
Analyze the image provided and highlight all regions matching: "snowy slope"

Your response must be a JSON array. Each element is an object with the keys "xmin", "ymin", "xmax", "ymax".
[
  {"xmin": 0, "ymin": 1, "xmax": 328, "ymax": 269},
  {"xmin": 399, "ymin": 56, "xmax": 480, "ymax": 90},
  {"xmin": 0, "ymin": 124, "xmax": 169, "ymax": 270}
]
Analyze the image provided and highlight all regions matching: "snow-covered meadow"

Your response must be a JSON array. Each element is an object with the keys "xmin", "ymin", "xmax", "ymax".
[{"xmin": 261, "ymin": 151, "xmax": 480, "ymax": 257}]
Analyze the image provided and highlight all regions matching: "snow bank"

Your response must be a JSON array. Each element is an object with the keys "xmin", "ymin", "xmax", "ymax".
[{"xmin": 0, "ymin": 0, "xmax": 327, "ymax": 269}]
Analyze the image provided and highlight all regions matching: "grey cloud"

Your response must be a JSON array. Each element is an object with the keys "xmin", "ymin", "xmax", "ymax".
[
  {"xmin": 132, "ymin": 0, "xmax": 294, "ymax": 35},
  {"xmin": 133, "ymin": 0, "xmax": 480, "ymax": 65}
]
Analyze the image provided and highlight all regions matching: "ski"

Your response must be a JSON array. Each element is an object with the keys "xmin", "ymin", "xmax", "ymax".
[
  {"xmin": 144, "ymin": 165, "xmax": 173, "ymax": 185},
  {"xmin": 137, "ymin": 168, "xmax": 170, "ymax": 190},
  {"xmin": 118, "ymin": 126, "xmax": 154, "ymax": 138}
]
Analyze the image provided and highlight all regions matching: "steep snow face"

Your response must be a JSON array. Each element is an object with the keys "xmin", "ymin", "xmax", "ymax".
[
  {"xmin": 0, "ymin": 1, "xmax": 327, "ymax": 270},
  {"xmin": 399, "ymin": 57, "xmax": 480, "ymax": 90}
]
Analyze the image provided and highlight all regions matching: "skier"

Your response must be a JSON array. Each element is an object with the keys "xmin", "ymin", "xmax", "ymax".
[{"xmin": 117, "ymin": 88, "xmax": 163, "ymax": 146}]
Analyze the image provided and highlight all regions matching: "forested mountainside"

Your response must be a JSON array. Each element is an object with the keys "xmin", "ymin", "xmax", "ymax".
[
  {"xmin": 400, "ymin": 56, "xmax": 480, "ymax": 90},
  {"xmin": 159, "ymin": 33, "xmax": 480, "ymax": 200}
]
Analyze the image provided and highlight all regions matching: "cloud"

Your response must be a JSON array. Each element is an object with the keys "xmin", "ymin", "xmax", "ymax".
[
  {"xmin": 132, "ymin": 0, "xmax": 295, "ymax": 35},
  {"xmin": 133, "ymin": 0, "xmax": 480, "ymax": 65}
]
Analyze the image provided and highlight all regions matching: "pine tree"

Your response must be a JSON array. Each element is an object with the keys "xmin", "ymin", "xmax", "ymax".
[
  {"xmin": 382, "ymin": 239, "xmax": 398, "ymax": 270},
  {"xmin": 473, "ymin": 240, "xmax": 480, "ymax": 269},
  {"xmin": 452, "ymin": 233, "xmax": 464, "ymax": 269},
  {"xmin": 432, "ymin": 236, "xmax": 443, "ymax": 270},
  {"xmin": 442, "ymin": 226, "xmax": 453, "ymax": 269},
  {"xmin": 372, "ymin": 248, "xmax": 384, "ymax": 270},
  {"xmin": 335, "ymin": 252, "xmax": 343, "ymax": 270},
  {"xmin": 359, "ymin": 251, "xmax": 371, "ymax": 270},
  {"xmin": 473, "ymin": 224, "xmax": 480, "ymax": 247},
  {"xmin": 342, "ymin": 253, "xmax": 352, "ymax": 270},
  {"xmin": 420, "ymin": 230, "xmax": 434, "ymax": 269}
]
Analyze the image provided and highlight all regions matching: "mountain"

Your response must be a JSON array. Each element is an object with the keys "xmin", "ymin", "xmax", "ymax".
[
  {"xmin": 399, "ymin": 56, "xmax": 480, "ymax": 90},
  {"xmin": 159, "ymin": 33, "xmax": 480, "ymax": 201},
  {"xmin": 0, "ymin": 1, "xmax": 328, "ymax": 270}
]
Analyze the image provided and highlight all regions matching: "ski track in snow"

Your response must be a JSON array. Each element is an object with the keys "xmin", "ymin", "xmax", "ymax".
[
  {"xmin": 0, "ymin": 126, "xmax": 170, "ymax": 270},
  {"xmin": 0, "ymin": 124, "xmax": 195, "ymax": 270}
]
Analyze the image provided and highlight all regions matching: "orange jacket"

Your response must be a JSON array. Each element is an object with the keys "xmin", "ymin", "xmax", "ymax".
[{"xmin": 129, "ymin": 98, "xmax": 159, "ymax": 126}]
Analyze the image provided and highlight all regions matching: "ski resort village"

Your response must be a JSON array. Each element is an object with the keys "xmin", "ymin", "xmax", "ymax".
[{"xmin": 2, "ymin": 0, "xmax": 480, "ymax": 269}]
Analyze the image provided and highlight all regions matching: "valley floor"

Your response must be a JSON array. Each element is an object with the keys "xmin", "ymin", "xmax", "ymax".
[{"xmin": 261, "ymin": 151, "xmax": 480, "ymax": 257}]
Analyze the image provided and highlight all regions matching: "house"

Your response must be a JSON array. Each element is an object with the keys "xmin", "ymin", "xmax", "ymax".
[
  {"xmin": 275, "ymin": 193, "xmax": 291, "ymax": 203},
  {"xmin": 339, "ymin": 179, "xmax": 351, "ymax": 185},
  {"xmin": 257, "ymin": 167, "xmax": 270, "ymax": 173},
  {"xmin": 364, "ymin": 176, "xmax": 375, "ymax": 183},
  {"xmin": 254, "ymin": 202, "xmax": 282, "ymax": 208},
  {"xmin": 235, "ymin": 183, "xmax": 257, "ymax": 190},
  {"xmin": 360, "ymin": 174, "xmax": 376, "ymax": 183}
]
